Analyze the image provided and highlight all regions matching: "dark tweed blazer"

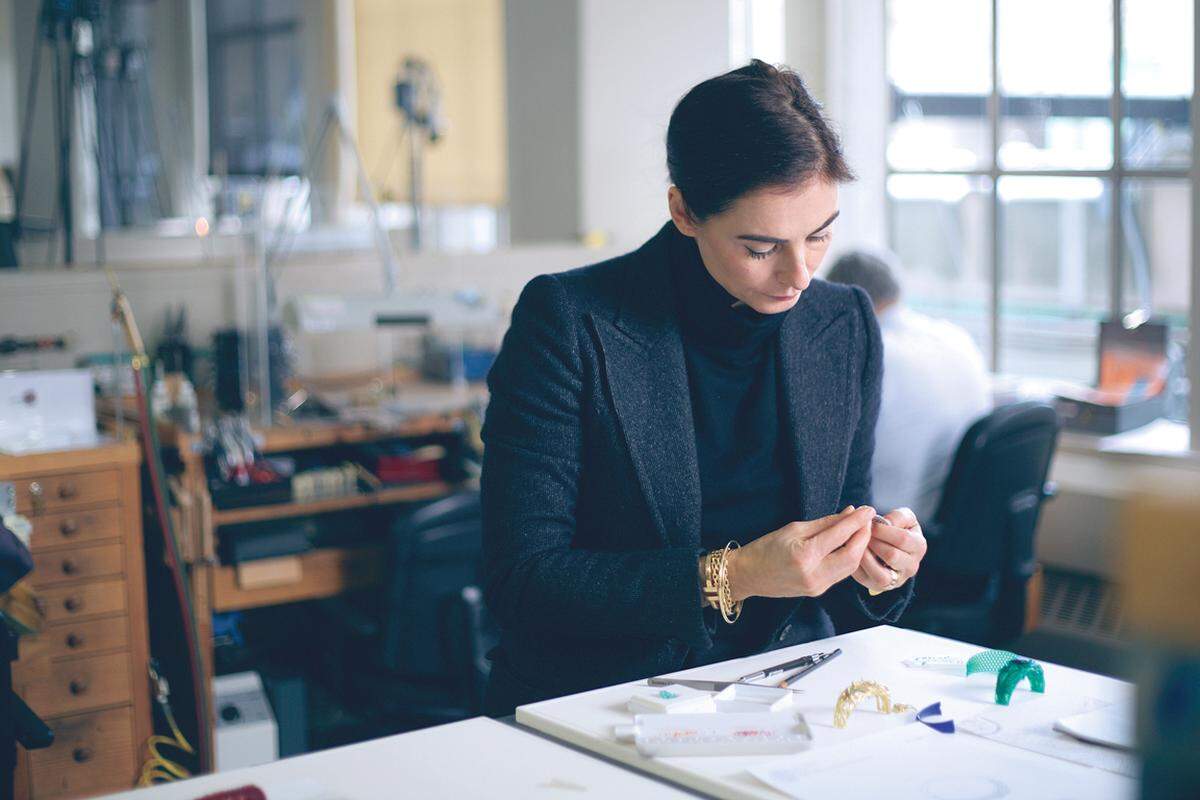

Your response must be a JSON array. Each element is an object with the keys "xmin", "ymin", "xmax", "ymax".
[{"xmin": 480, "ymin": 223, "xmax": 913, "ymax": 715}]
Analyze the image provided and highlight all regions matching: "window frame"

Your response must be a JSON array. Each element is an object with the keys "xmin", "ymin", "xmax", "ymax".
[{"xmin": 883, "ymin": 0, "xmax": 1200, "ymax": 448}]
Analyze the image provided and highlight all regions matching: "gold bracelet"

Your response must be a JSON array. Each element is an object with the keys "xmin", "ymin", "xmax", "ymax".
[
  {"xmin": 702, "ymin": 543, "xmax": 743, "ymax": 623},
  {"xmin": 718, "ymin": 541, "xmax": 742, "ymax": 623},
  {"xmin": 701, "ymin": 550, "xmax": 722, "ymax": 609}
]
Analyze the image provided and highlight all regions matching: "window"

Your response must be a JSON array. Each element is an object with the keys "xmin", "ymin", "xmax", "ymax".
[
  {"xmin": 886, "ymin": 0, "xmax": 1193, "ymax": 418},
  {"xmin": 207, "ymin": 0, "xmax": 306, "ymax": 177}
]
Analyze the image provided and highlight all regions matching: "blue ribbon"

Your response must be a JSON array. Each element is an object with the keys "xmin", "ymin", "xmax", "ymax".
[{"xmin": 916, "ymin": 701, "xmax": 955, "ymax": 734}]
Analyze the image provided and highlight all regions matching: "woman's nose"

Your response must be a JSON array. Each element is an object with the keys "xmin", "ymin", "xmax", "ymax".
[{"xmin": 778, "ymin": 251, "xmax": 812, "ymax": 292}]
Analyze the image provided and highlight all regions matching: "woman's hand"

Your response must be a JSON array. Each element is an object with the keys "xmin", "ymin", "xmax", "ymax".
[
  {"xmin": 725, "ymin": 506, "xmax": 876, "ymax": 601},
  {"xmin": 852, "ymin": 507, "xmax": 927, "ymax": 594}
]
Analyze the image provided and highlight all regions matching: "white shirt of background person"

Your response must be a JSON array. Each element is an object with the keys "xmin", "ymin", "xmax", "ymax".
[{"xmin": 872, "ymin": 304, "xmax": 992, "ymax": 524}]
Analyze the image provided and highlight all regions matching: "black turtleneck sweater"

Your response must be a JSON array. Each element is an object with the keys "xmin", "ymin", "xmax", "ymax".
[{"xmin": 669, "ymin": 228, "xmax": 798, "ymax": 663}]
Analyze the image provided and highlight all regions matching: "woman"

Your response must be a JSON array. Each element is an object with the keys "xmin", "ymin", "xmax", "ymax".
[{"xmin": 480, "ymin": 60, "xmax": 928, "ymax": 715}]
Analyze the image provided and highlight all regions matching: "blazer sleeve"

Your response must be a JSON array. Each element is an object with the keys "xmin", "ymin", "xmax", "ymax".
[
  {"xmin": 825, "ymin": 286, "xmax": 914, "ymax": 629},
  {"xmin": 481, "ymin": 274, "xmax": 711, "ymax": 650}
]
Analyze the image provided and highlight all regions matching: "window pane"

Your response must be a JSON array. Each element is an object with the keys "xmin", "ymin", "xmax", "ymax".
[
  {"xmin": 998, "ymin": 0, "xmax": 1113, "ymax": 170},
  {"xmin": 887, "ymin": 0, "xmax": 991, "ymax": 171},
  {"xmin": 1120, "ymin": 179, "xmax": 1190, "ymax": 421},
  {"xmin": 1122, "ymin": 0, "xmax": 1193, "ymax": 169},
  {"xmin": 1122, "ymin": 180, "xmax": 1190, "ymax": 322},
  {"xmin": 999, "ymin": 176, "xmax": 1110, "ymax": 382},
  {"xmin": 887, "ymin": 174, "xmax": 992, "ymax": 355}
]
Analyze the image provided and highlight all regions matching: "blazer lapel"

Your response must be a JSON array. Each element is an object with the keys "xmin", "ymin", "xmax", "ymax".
[
  {"xmin": 589, "ymin": 228, "xmax": 701, "ymax": 549},
  {"xmin": 777, "ymin": 289, "xmax": 852, "ymax": 522}
]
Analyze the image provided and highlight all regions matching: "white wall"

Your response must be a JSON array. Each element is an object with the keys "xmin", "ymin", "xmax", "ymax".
[
  {"xmin": 578, "ymin": 0, "xmax": 731, "ymax": 248},
  {"xmin": 785, "ymin": 0, "xmax": 826, "ymax": 102},
  {"xmin": 505, "ymin": 0, "xmax": 581, "ymax": 243},
  {"xmin": 822, "ymin": 0, "xmax": 888, "ymax": 256}
]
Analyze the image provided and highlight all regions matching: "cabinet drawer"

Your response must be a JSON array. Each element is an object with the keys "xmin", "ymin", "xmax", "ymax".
[
  {"xmin": 15, "ymin": 651, "xmax": 133, "ymax": 718},
  {"xmin": 28, "ymin": 706, "xmax": 136, "ymax": 799},
  {"xmin": 32, "ymin": 542, "xmax": 125, "ymax": 587},
  {"xmin": 18, "ymin": 616, "xmax": 130, "ymax": 663},
  {"xmin": 30, "ymin": 507, "xmax": 123, "ymax": 552},
  {"xmin": 14, "ymin": 470, "xmax": 120, "ymax": 515},
  {"xmin": 39, "ymin": 578, "xmax": 127, "ymax": 624}
]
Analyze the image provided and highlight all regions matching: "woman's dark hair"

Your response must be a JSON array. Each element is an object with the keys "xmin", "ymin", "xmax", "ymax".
[{"xmin": 666, "ymin": 59, "xmax": 854, "ymax": 221}]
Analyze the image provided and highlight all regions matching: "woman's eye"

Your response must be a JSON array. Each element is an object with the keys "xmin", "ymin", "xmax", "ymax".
[
  {"xmin": 808, "ymin": 233, "xmax": 831, "ymax": 245},
  {"xmin": 746, "ymin": 245, "xmax": 779, "ymax": 260}
]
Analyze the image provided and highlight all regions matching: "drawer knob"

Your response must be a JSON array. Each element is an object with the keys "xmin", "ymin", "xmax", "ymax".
[
  {"xmin": 63, "ymin": 596, "xmax": 82, "ymax": 612},
  {"xmin": 68, "ymin": 679, "xmax": 88, "ymax": 696},
  {"xmin": 73, "ymin": 747, "xmax": 93, "ymax": 764},
  {"xmin": 66, "ymin": 633, "xmax": 83, "ymax": 649},
  {"xmin": 58, "ymin": 482, "xmax": 78, "ymax": 500},
  {"xmin": 61, "ymin": 559, "xmax": 77, "ymax": 575},
  {"xmin": 60, "ymin": 519, "xmax": 79, "ymax": 537}
]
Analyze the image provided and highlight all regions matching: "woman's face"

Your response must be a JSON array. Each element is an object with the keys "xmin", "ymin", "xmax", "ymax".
[{"xmin": 668, "ymin": 179, "xmax": 839, "ymax": 315}]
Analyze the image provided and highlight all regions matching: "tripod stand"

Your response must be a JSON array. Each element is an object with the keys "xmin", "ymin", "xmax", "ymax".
[
  {"xmin": 14, "ymin": 0, "xmax": 82, "ymax": 265},
  {"xmin": 14, "ymin": 0, "xmax": 169, "ymax": 266}
]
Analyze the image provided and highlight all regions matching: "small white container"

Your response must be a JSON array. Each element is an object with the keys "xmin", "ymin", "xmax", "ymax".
[
  {"xmin": 713, "ymin": 683, "xmax": 796, "ymax": 713},
  {"xmin": 615, "ymin": 712, "xmax": 813, "ymax": 757},
  {"xmin": 626, "ymin": 684, "xmax": 717, "ymax": 714}
]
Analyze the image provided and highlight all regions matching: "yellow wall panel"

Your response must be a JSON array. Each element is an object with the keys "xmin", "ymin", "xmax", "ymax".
[{"xmin": 354, "ymin": 0, "xmax": 508, "ymax": 207}]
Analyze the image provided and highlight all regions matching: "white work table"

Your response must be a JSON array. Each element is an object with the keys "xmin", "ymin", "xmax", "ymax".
[
  {"xmin": 516, "ymin": 625, "xmax": 1137, "ymax": 800},
  {"xmin": 101, "ymin": 717, "xmax": 698, "ymax": 799},
  {"xmin": 103, "ymin": 626, "xmax": 1137, "ymax": 800}
]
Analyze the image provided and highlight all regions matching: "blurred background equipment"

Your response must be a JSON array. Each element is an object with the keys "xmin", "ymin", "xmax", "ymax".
[
  {"xmin": 390, "ymin": 57, "xmax": 443, "ymax": 252},
  {"xmin": 14, "ymin": 0, "xmax": 170, "ymax": 266},
  {"xmin": 212, "ymin": 672, "xmax": 277, "ymax": 773},
  {"xmin": 0, "ymin": 368, "xmax": 98, "ymax": 454},
  {"xmin": 1055, "ymin": 320, "xmax": 1172, "ymax": 435}
]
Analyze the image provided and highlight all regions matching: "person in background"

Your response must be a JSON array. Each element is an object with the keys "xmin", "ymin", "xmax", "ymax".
[{"xmin": 826, "ymin": 250, "xmax": 991, "ymax": 525}]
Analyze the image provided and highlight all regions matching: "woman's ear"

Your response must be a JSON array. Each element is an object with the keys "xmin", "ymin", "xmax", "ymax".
[{"xmin": 667, "ymin": 186, "xmax": 700, "ymax": 237}]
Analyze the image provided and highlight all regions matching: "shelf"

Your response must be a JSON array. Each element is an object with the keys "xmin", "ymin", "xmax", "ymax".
[
  {"xmin": 212, "ymin": 481, "xmax": 454, "ymax": 527},
  {"xmin": 212, "ymin": 545, "xmax": 387, "ymax": 612}
]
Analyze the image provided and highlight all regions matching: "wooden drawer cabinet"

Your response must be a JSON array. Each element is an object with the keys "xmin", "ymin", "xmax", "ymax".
[
  {"xmin": 31, "ymin": 543, "xmax": 125, "ymax": 587},
  {"xmin": 2, "ymin": 442, "xmax": 151, "ymax": 799},
  {"xmin": 18, "ymin": 616, "xmax": 131, "ymax": 662},
  {"xmin": 27, "ymin": 707, "xmax": 137, "ymax": 799},
  {"xmin": 37, "ymin": 578, "xmax": 128, "ymax": 625},
  {"xmin": 13, "ymin": 470, "xmax": 120, "ymax": 515},
  {"xmin": 30, "ymin": 508, "xmax": 123, "ymax": 552},
  {"xmin": 14, "ymin": 651, "xmax": 134, "ymax": 718}
]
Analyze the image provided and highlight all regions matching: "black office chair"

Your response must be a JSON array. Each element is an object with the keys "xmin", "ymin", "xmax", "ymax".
[
  {"xmin": 317, "ymin": 489, "xmax": 497, "ymax": 729},
  {"xmin": 900, "ymin": 401, "xmax": 1060, "ymax": 649}
]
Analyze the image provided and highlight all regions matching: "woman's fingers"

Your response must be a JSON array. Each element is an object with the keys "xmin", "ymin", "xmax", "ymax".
[
  {"xmin": 869, "ymin": 521, "xmax": 922, "ymax": 553},
  {"xmin": 884, "ymin": 507, "xmax": 919, "ymax": 532},
  {"xmin": 821, "ymin": 522, "xmax": 872, "ymax": 582},
  {"xmin": 810, "ymin": 506, "xmax": 875, "ymax": 557},
  {"xmin": 868, "ymin": 541, "xmax": 916, "ymax": 577},
  {"xmin": 855, "ymin": 547, "xmax": 894, "ymax": 590}
]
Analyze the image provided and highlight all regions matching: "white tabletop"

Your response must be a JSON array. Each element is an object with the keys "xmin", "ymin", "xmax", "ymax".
[
  {"xmin": 101, "ymin": 717, "xmax": 697, "ymax": 799},
  {"xmin": 516, "ymin": 625, "xmax": 1138, "ymax": 800}
]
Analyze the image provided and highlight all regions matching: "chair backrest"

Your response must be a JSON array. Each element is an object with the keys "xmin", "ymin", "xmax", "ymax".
[
  {"xmin": 381, "ymin": 490, "xmax": 484, "ymax": 677},
  {"xmin": 930, "ymin": 401, "xmax": 1060, "ymax": 581}
]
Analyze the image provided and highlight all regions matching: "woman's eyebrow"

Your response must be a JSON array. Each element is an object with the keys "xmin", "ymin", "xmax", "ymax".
[
  {"xmin": 736, "ymin": 210, "xmax": 841, "ymax": 244},
  {"xmin": 809, "ymin": 210, "xmax": 840, "ymax": 235}
]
